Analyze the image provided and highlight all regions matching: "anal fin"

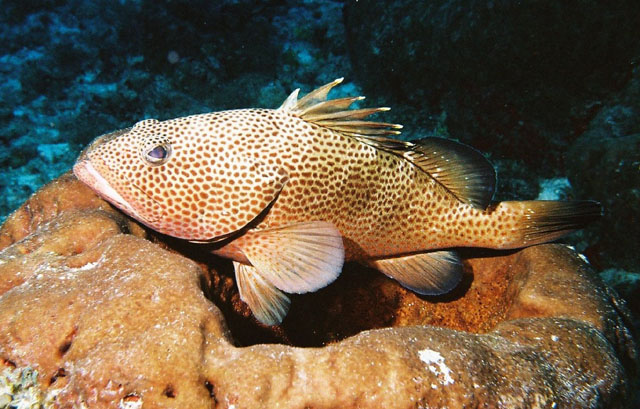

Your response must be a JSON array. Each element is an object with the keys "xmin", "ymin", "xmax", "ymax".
[
  {"xmin": 234, "ymin": 261, "xmax": 290, "ymax": 326},
  {"xmin": 372, "ymin": 251, "xmax": 462, "ymax": 295}
]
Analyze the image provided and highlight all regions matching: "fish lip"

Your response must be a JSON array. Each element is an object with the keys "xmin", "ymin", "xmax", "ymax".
[{"xmin": 73, "ymin": 159, "xmax": 141, "ymax": 220}]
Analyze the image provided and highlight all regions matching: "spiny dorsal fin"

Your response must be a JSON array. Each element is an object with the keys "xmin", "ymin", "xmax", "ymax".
[
  {"xmin": 296, "ymin": 77, "xmax": 345, "ymax": 110},
  {"xmin": 278, "ymin": 88, "xmax": 300, "ymax": 111},
  {"xmin": 355, "ymin": 136, "xmax": 496, "ymax": 209},
  {"xmin": 278, "ymin": 78, "xmax": 403, "ymax": 137},
  {"xmin": 297, "ymin": 96, "xmax": 365, "ymax": 117}
]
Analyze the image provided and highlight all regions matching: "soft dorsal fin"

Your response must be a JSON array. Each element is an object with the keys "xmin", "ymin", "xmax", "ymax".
[
  {"xmin": 405, "ymin": 137, "xmax": 496, "ymax": 209},
  {"xmin": 354, "ymin": 136, "xmax": 496, "ymax": 209},
  {"xmin": 278, "ymin": 78, "xmax": 403, "ymax": 137}
]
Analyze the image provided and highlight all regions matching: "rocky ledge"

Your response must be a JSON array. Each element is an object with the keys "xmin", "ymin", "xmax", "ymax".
[{"xmin": 0, "ymin": 173, "xmax": 637, "ymax": 408}]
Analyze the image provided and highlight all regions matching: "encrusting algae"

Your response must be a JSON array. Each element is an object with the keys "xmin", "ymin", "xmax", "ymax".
[
  {"xmin": 0, "ymin": 365, "xmax": 54, "ymax": 409},
  {"xmin": 73, "ymin": 78, "xmax": 601, "ymax": 325}
]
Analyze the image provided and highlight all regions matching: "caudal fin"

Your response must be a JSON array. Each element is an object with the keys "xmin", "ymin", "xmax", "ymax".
[{"xmin": 496, "ymin": 200, "xmax": 602, "ymax": 248}]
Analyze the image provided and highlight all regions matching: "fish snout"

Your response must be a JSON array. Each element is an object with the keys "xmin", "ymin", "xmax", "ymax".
[{"xmin": 73, "ymin": 159, "xmax": 140, "ymax": 221}]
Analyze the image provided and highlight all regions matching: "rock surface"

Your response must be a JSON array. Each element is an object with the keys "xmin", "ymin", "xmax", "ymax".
[
  {"xmin": 567, "ymin": 67, "xmax": 640, "ymax": 273},
  {"xmin": 0, "ymin": 174, "xmax": 638, "ymax": 408}
]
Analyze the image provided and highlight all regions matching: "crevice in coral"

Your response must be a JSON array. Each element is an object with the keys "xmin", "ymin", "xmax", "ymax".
[
  {"xmin": 162, "ymin": 384, "xmax": 176, "ymax": 398},
  {"xmin": 58, "ymin": 326, "xmax": 77, "ymax": 357},
  {"xmin": 49, "ymin": 367, "xmax": 66, "ymax": 385},
  {"xmin": 121, "ymin": 393, "xmax": 141, "ymax": 406},
  {"xmin": 2, "ymin": 358, "xmax": 16, "ymax": 368},
  {"xmin": 204, "ymin": 380, "xmax": 217, "ymax": 402}
]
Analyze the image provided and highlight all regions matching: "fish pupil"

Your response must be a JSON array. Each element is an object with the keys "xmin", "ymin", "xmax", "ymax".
[
  {"xmin": 148, "ymin": 145, "xmax": 167, "ymax": 159},
  {"xmin": 144, "ymin": 143, "xmax": 171, "ymax": 165}
]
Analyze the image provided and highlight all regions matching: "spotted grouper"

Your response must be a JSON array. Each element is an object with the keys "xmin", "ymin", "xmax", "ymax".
[{"xmin": 73, "ymin": 78, "xmax": 601, "ymax": 325}]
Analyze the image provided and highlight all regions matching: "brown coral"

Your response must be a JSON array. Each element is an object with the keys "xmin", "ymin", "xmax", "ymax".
[{"xmin": 0, "ymin": 173, "xmax": 637, "ymax": 408}]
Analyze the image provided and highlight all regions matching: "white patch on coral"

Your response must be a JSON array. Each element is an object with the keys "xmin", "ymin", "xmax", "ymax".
[
  {"xmin": 564, "ymin": 245, "xmax": 591, "ymax": 265},
  {"xmin": 78, "ymin": 261, "xmax": 99, "ymax": 270},
  {"xmin": 551, "ymin": 335, "xmax": 559, "ymax": 342},
  {"xmin": 577, "ymin": 253, "xmax": 589, "ymax": 263},
  {"xmin": 119, "ymin": 397, "xmax": 142, "ymax": 409},
  {"xmin": 418, "ymin": 349, "xmax": 454, "ymax": 386}
]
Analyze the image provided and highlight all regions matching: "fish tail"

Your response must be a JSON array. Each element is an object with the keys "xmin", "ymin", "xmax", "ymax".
[{"xmin": 490, "ymin": 200, "xmax": 602, "ymax": 249}]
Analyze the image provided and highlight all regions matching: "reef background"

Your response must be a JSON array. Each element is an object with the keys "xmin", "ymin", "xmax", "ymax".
[{"xmin": 1, "ymin": 0, "xmax": 639, "ymax": 389}]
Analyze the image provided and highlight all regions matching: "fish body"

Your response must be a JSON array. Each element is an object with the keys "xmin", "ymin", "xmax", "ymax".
[{"xmin": 74, "ymin": 79, "xmax": 601, "ymax": 325}]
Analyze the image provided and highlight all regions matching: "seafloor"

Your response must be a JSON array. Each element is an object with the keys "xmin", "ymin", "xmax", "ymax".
[{"xmin": 0, "ymin": 0, "xmax": 639, "ymax": 404}]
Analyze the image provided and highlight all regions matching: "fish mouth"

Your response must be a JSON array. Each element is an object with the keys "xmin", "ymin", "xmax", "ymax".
[{"xmin": 73, "ymin": 159, "xmax": 141, "ymax": 220}]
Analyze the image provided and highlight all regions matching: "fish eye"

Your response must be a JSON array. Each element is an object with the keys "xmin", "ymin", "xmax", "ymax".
[{"xmin": 143, "ymin": 143, "xmax": 171, "ymax": 165}]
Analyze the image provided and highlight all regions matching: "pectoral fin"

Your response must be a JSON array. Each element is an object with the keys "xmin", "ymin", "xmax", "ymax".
[
  {"xmin": 237, "ymin": 221, "xmax": 345, "ymax": 294},
  {"xmin": 372, "ymin": 251, "xmax": 462, "ymax": 295},
  {"xmin": 234, "ymin": 261, "xmax": 290, "ymax": 326}
]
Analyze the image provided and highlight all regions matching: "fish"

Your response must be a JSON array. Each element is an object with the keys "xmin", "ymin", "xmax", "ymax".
[{"xmin": 73, "ymin": 78, "xmax": 601, "ymax": 325}]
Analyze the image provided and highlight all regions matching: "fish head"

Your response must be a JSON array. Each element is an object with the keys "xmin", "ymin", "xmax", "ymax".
[{"xmin": 73, "ymin": 113, "xmax": 289, "ymax": 241}]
